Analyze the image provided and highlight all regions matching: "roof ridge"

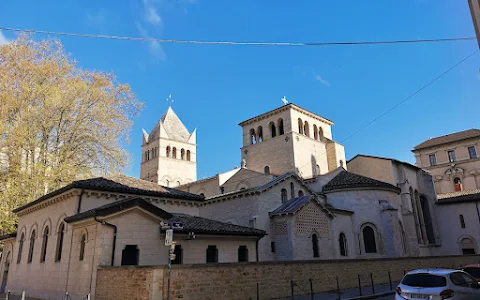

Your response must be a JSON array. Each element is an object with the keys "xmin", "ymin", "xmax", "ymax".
[{"xmin": 413, "ymin": 128, "xmax": 480, "ymax": 150}]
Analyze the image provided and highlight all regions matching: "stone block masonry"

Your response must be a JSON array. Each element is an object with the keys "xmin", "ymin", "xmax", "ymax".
[{"xmin": 96, "ymin": 255, "xmax": 480, "ymax": 300}]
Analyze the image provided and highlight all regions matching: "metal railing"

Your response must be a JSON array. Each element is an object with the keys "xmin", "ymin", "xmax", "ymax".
[{"xmin": 4, "ymin": 291, "xmax": 90, "ymax": 300}]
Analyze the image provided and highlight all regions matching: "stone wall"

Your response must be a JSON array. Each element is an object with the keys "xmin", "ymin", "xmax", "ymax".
[
  {"xmin": 96, "ymin": 267, "xmax": 161, "ymax": 300},
  {"xmin": 96, "ymin": 255, "xmax": 480, "ymax": 300}
]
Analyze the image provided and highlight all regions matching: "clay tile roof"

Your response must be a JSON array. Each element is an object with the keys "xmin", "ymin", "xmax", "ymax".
[
  {"xmin": 270, "ymin": 195, "xmax": 313, "ymax": 215},
  {"xmin": 413, "ymin": 129, "xmax": 480, "ymax": 150},
  {"xmin": 64, "ymin": 197, "xmax": 173, "ymax": 223},
  {"xmin": 323, "ymin": 170, "xmax": 400, "ymax": 193},
  {"xmin": 64, "ymin": 197, "xmax": 265, "ymax": 236},
  {"xmin": 0, "ymin": 232, "xmax": 17, "ymax": 241},
  {"xmin": 13, "ymin": 174, "xmax": 204, "ymax": 213},
  {"xmin": 158, "ymin": 107, "xmax": 191, "ymax": 142},
  {"xmin": 169, "ymin": 214, "xmax": 266, "ymax": 236},
  {"xmin": 436, "ymin": 189, "xmax": 480, "ymax": 204}
]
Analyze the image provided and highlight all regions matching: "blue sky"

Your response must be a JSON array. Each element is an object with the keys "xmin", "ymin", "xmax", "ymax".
[{"xmin": 1, "ymin": 1, "xmax": 479, "ymax": 179}]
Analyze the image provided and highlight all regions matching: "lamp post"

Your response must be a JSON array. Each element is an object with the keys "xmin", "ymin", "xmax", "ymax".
[{"xmin": 161, "ymin": 221, "xmax": 184, "ymax": 300}]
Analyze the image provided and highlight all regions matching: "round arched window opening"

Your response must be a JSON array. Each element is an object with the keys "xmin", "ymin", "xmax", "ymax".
[{"xmin": 453, "ymin": 177, "xmax": 463, "ymax": 192}]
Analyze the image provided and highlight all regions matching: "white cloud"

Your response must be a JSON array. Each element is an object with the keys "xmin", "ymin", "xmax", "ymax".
[
  {"xmin": 0, "ymin": 31, "xmax": 10, "ymax": 45},
  {"xmin": 315, "ymin": 75, "xmax": 331, "ymax": 87},
  {"xmin": 136, "ymin": 23, "xmax": 166, "ymax": 61},
  {"xmin": 143, "ymin": 0, "xmax": 162, "ymax": 25},
  {"xmin": 148, "ymin": 40, "xmax": 166, "ymax": 61}
]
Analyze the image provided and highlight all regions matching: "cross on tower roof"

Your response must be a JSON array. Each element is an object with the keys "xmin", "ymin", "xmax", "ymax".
[{"xmin": 166, "ymin": 94, "xmax": 174, "ymax": 106}]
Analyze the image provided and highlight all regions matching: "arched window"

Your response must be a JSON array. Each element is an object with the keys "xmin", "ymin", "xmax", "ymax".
[
  {"xmin": 460, "ymin": 215, "xmax": 466, "ymax": 229},
  {"xmin": 339, "ymin": 233, "xmax": 347, "ymax": 256},
  {"xmin": 238, "ymin": 246, "xmax": 248, "ymax": 262},
  {"xmin": 172, "ymin": 245, "xmax": 183, "ymax": 264},
  {"xmin": 318, "ymin": 127, "xmax": 324, "ymax": 141},
  {"xmin": 278, "ymin": 119, "xmax": 284, "ymax": 135},
  {"xmin": 312, "ymin": 233, "xmax": 319, "ymax": 257},
  {"xmin": 56, "ymin": 223, "xmax": 65, "ymax": 261},
  {"xmin": 206, "ymin": 245, "xmax": 218, "ymax": 263},
  {"xmin": 459, "ymin": 237, "xmax": 476, "ymax": 255},
  {"xmin": 79, "ymin": 234, "xmax": 86, "ymax": 261},
  {"xmin": 298, "ymin": 118, "xmax": 304, "ymax": 134},
  {"xmin": 257, "ymin": 126, "xmax": 263, "ymax": 142},
  {"xmin": 250, "ymin": 129, "xmax": 256, "ymax": 145},
  {"xmin": 176, "ymin": 181, "xmax": 181, "ymax": 187},
  {"xmin": 420, "ymin": 195, "xmax": 435, "ymax": 244},
  {"xmin": 121, "ymin": 245, "xmax": 139, "ymax": 265},
  {"xmin": 181, "ymin": 148, "xmax": 185, "ymax": 160},
  {"xmin": 281, "ymin": 188, "xmax": 288, "ymax": 204},
  {"xmin": 199, "ymin": 193, "xmax": 205, "ymax": 197},
  {"xmin": 40, "ymin": 226, "xmax": 49, "ymax": 262},
  {"xmin": 186, "ymin": 150, "xmax": 191, "ymax": 161},
  {"xmin": 166, "ymin": 146, "xmax": 170, "ymax": 157},
  {"xmin": 410, "ymin": 187, "xmax": 422, "ymax": 244},
  {"xmin": 399, "ymin": 222, "xmax": 408, "ymax": 255},
  {"xmin": 454, "ymin": 177, "xmax": 463, "ymax": 192},
  {"xmin": 269, "ymin": 122, "xmax": 276, "ymax": 138},
  {"xmin": 264, "ymin": 166, "xmax": 270, "ymax": 175},
  {"xmin": 172, "ymin": 147, "xmax": 177, "ymax": 159},
  {"xmin": 27, "ymin": 230, "xmax": 36, "ymax": 263},
  {"xmin": 304, "ymin": 121, "xmax": 310, "ymax": 137},
  {"xmin": 313, "ymin": 125, "xmax": 318, "ymax": 140},
  {"xmin": 315, "ymin": 164, "xmax": 320, "ymax": 175},
  {"xmin": 17, "ymin": 233, "xmax": 24, "ymax": 264},
  {"xmin": 4, "ymin": 251, "xmax": 10, "ymax": 273},
  {"xmin": 298, "ymin": 190, "xmax": 304, "ymax": 197},
  {"xmin": 290, "ymin": 182, "xmax": 295, "ymax": 199},
  {"xmin": 362, "ymin": 225, "xmax": 377, "ymax": 253},
  {"xmin": 165, "ymin": 179, "xmax": 170, "ymax": 187}
]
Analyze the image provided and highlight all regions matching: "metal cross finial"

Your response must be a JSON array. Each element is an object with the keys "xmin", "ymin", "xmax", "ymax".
[
  {"xmin": 166, "ymin": 94, "xmax": 174, "ymax": 106},
  {"xmin": 281, "ymin": 96, "xmax": 288, "ymax": 105}
]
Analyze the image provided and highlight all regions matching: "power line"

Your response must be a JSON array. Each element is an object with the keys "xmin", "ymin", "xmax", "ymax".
[
  {"xmin": 296, "ymin": 49, "xmax": 479, "ymax": 174},
  {"xmin": 339, "ymin": 49, "xmax": 479, "ymax": 144},
  {"xmin": 0, "ymin": 27, "xmax": 476, "ymax": 47}
]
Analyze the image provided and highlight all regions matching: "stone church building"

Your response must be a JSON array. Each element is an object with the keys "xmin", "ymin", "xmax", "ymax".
[{"xmin": 0, "ymin": 102, "xmax": 462, "ymax": 299}]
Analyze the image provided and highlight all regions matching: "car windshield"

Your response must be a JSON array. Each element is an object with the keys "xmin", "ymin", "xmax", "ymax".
[
  {"xmin": 464, "ymin": 268, "xmax": 480, "ymax": 278},
  {"xmin": 401, "ymin": 274, "xmax": 447, "ymax": 287}
]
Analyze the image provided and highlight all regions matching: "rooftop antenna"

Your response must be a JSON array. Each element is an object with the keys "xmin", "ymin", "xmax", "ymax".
[
  {"xmin": 281, "ymin": 96, "xmax": 289, "ymax": 105},
  {"xmin": 166, "ymin": 94, "xmax": 174, "ymax": 106}
]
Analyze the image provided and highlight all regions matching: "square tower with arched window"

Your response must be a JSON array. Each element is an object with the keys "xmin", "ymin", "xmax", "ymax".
[
  {"xmin": 239, "ymin": 103, "xmax": 345, "ymax": 178},
  {"xmin": 140, "ymin": 107, "xmax": 197, "ymax": 187}
]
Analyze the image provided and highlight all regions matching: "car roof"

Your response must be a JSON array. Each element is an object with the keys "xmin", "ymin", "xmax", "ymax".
[{"xmin": 406, "ymin": 269, "xmax": 459, "ymax": 276}]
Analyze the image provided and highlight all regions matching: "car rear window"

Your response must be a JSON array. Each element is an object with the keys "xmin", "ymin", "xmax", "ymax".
[
  {"xmin": 463, "ymin": 268, "xmax": 480, "ymax": 278},
  {"xmin": 401, "ymin": 274, "xmax": 447, "ymax": 287}
]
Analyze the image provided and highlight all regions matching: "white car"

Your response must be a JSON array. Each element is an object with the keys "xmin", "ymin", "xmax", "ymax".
[{"xmin": 395, "ymin": 269, "xmax": 480, "ymax": 299}]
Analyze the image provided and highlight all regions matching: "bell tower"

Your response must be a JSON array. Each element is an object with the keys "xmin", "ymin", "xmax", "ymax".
[
  {"xmin": 238, "ymin": 103, "xmax": 345, "ymax": 178},
  {"xmin": 140, "ymin": 107, "xmax": 197, "ymax": 187}
]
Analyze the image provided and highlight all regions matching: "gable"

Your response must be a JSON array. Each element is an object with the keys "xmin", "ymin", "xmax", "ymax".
[
  {"xmin": 221, "ymin": 168, "xmax": 273, "ymax": 193},
  {"xmin": 295, "ymin": 202, "xmax": 330, "ymax": 238}
]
